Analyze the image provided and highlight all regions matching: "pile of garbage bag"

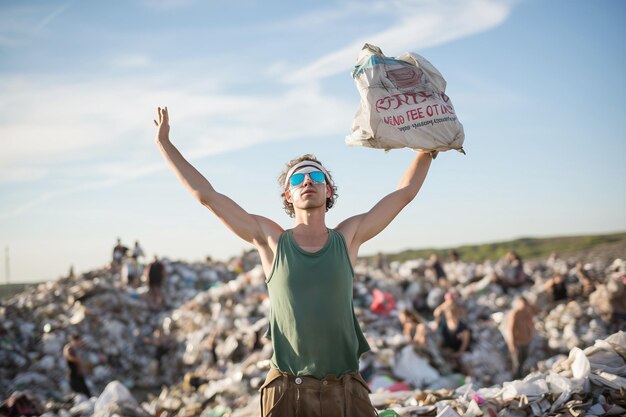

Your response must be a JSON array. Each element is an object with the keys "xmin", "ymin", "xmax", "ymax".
[{"xmin": 0, "ymin": 249, "xmax": 624, "ymax": 417}]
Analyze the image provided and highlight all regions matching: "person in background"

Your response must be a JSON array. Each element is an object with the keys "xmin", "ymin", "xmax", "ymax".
[
  {"xmin": 125, "ymin": 241, "xmax": 145, "ymax": 287},
  {"xmin": 398, "ymin": 307, "xmax": 450, "ymax": 374},
  {"xmin": 63, "ymin": 334, "xmax": 91, "ymax": 397},
  {"xmin": 506, "ymin": 295, "xmax": 535, "ymax": 379},
  {"xmin": 111, "ymin": 238, "xmax": 127, "ymax": 273},
  {"xmin": 429, "ymin": 254, "xmax": 448, "ymax": 287},
  {"xmin": 544, "ymin": 273, "xmax": 568, "ymax": 303},
  {"xmin": 375, "ymin": 252, "xmax": 389, "ymax": 273},
  {"xmin": 147, "ymin": 256, "xmax": 166, "ymax": 308},
  {"xmin": 398, "ymin": 308, "xmax": 422, "ymax": 342},
  {"xmin": 143, "ymin": 327, "xmax": 174, "ymax": 382},
  {"xmin": 575, "ymin": 262, "xmax": 595, "ymax": 298},
  {"xmin": 607, "ymin": 274, "xmax": 626, "ymax": 332},
  {"xmin": 132, "ymin": 240, "xmax": 145, "ymax": 262},
  {"xmin": 433, "ymin": 293, "xmax": 471, "ymax": 371},
  {"xmin": 502, "ymin": 251, "xmax": 526, "ymax": 288}
]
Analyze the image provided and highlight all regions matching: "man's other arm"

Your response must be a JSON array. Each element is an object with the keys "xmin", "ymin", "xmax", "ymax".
[
  {"xmin": 338, "ymin": 151, "xmax": 432, "ymax": 259},
  {"xmin": 153, "ymin": 107, "xmax": 281, "ymax": 247}
]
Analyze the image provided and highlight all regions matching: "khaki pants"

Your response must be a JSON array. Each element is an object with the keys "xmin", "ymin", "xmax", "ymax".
[{"xmin": 259, "ymin": 368, "xmax": 378, "ymax": 417}]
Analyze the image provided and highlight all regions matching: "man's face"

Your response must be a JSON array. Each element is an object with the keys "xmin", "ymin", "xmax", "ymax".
[{"xmin": 286, "ymin": 167, "xmax": 330, "ymax": 211}]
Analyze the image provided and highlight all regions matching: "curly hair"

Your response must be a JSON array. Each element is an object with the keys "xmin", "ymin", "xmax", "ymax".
[{"xmin": 278, "ymin": 154, "xmax": 338, "ymax": 217}]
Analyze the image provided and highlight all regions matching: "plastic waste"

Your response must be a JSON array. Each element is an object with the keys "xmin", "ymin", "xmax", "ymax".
[
  {"xmin": 93, "ymin": 380, "xmax": 137, "ymax": 413},
  {"xmin": 347, "ymin": 43, "xmax": 465, "ymax": 153},
  {"xmin": 569, "ymin": 347, "xmax": 591, "ymax": 379},
  {"xmin": 393, "ymin": 345, "xmax": 440, "ymax": 388}
]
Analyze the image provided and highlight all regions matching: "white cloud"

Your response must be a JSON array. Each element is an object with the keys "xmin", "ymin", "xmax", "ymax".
[
  {"xmin": 34, "ymin": 0, "xmax": 76, "ymax": 34},
  {"xmin": 0, "ymin": 74, "xmax": 355, "ymax": 217},
  {"xmin": 0, "ymin": 166, "xmax": 49, "ymax": 185},
  {"xmin": 255, "ymin": 1, "xmax": 388, "ymax": 32},
  {"xmin": 0, "ymin": 77, "xmax": 161, "ymax": 168},
  {"xmin": 0, "ymin": 1, "xmax": 75, "ymax": 47},
  {"xmin": 111, "ymin": 54, "xmax": 151, "ymax": 69},
  {"xmin": 142, "ymin": 0, "xmax": 196, "ymax": 10},
  {"xmin": 285, "ymin": 0, "xmax": 516, "ymax": 84},
  {"xmin": 0, "ymin": 0, "xmax": 519, "ymax": 218}
]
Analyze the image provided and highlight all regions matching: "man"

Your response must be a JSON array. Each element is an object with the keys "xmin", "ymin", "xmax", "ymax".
[
  {"xmin": 432, "ymin": 293, "xmax": 471, "ymax": 371},
  {"xmin": 429, "ymin": 253, "xmax": 448, "ymax": 288},
  {"xmin": 502, "ymin": 251, "xmax": 526, "ymax": 288},
  {"xmin": 544, "ymin": 273, "xmax": 568, "ymax": 303},
  {"xmin": 153, "ymin": 107, "xmax": 432, "ymax": 416},
  {"xmin": 147, "ymin": 256, "xmax": 166, "ymax": 308},
  {"xmin": 143, "ymin": 327, "xmax": 174, "ymax": 382},
  {"xmin": 507, "ymin": 296, "xmax": 535, "ymax": 379},
  {"xmin": 132, "ymin": 240, "xmax": 145, "ymax": 262},
  {"xmin": 111, "ymin": 238, "xmax": 128, "ymax": 273},
  {"xmin": 63, "ymin": 334, "xmax": 91, "ymax": 397},
  {"xmin": 574, "ymin": 262, "xmax": 595, "ymax": 298}
]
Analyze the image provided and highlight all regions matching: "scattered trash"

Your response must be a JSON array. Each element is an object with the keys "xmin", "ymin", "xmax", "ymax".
[{"xmin": 1, "ymin": 249, "xmax": 624, "ymax": 416}]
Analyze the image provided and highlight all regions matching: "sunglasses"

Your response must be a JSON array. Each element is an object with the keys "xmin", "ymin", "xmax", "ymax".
[{"xmin": 289, "ymin": 170, "xmax": 326, "ymax": 187}]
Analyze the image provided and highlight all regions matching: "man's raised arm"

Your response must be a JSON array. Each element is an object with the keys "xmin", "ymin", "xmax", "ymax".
[
  {"xmin": 337, "ymin": 151, "xmax": 432, "ymax": 259},
  {"xmin": 153, "ymin": 107, "xmax": 279, "ymax": 246}
]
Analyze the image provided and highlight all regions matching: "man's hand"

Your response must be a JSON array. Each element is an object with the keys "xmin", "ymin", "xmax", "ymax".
[{"xmin": 154, "ymin": 106, "xmax": 170, "ymax": 143}]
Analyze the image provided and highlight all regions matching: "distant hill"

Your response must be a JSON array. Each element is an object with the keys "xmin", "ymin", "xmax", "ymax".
[
  {"xmin": 0, "ymin": 282, "xmax": 39, "ymax": 300},
  {"xmin": 375, "ymin": 231, "xmax": 626, "ymax": 263},
  {"xmin": 2, "ymin": 232, "xmax": 624, "ymax": 299}
]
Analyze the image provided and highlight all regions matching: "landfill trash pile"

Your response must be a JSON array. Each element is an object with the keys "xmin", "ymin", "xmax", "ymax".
[
  {"xmin": 0, "ymin": 260, "xmax": 236, "ymax": 403},
  {"xmin": 1, "ymin": 251, "xmax": 624, "ymax": 417},
  {"xmin": 368, "ymin": 331, "xmax": 626, "ymax": 417}
]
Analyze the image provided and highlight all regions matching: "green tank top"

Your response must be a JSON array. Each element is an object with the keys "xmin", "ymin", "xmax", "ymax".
[{"xmin": 265, "ymin": 228, "xmax": 370, "ymax": 378}]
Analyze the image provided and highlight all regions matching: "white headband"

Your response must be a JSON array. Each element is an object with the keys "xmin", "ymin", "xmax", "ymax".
[{"xmin": 284, "ymin": 160, "xmax": 332, "ymax": 188}]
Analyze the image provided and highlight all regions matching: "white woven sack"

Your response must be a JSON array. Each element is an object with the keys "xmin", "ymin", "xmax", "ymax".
[{"xmin": 346, "ymin": 44, "xmax": 465, "ymax": 153}]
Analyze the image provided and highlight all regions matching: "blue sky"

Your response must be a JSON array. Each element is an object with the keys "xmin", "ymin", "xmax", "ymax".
[{"xmin": 1, "ymin": 0, "xmax": 625, "ymax": 283}]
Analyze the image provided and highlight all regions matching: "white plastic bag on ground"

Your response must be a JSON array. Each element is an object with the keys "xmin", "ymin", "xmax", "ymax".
[
  {"xmin": 546, "ymin": 372, "xmax": 577, "ymax": 394},
  {"xmin": 500, "ymin": 376, "xmax": 549, "ymax": 401},
  {"xmin": 589, "ymin": 371, "xmax": 626, "ymax": 390},
  {"xmin": 69, "ymin": 398, "xmax": 95, "ymax": 416},
  {"xmin": 584, "ymin": 339, "xmax": 626, "ymax": 375},
  {"xmin": 393, "ymin": 345, "xmax": 440, "ymax": 388},
  {"xmin": 94, "ymin": 380, "xmax": 137, "ymax": 413},
  {"xmin": 347, "ymin": 44, "xmax": 465, "ymax": 153},
  {"xmin": 569, "ymin": 347, "xmax": 590, "ymax": 380},
  {"xmin": 435, "ymin": 406, "xmax": 463, "ymax": 417}
]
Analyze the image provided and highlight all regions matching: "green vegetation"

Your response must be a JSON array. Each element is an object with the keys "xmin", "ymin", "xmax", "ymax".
[
  {"xmin": 2, "ymin": 232, "xmax": 624, "ymax": 300},
  {"xmin": 373, "ymin": 231, "xmax": 626, "ymax": 263},
  {"xmin": 0, "ymin": 282, "xmax": 39, "ymax": 300}
]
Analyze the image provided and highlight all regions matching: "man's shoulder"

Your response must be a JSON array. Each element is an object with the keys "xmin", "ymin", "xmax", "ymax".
[
  {"xmin": 253, "ymin": 215, "xmax": 285, "ymax": 239},
  {"xmin": 511, "ymin": 308, "xmax": 526, "ymax": 320}
]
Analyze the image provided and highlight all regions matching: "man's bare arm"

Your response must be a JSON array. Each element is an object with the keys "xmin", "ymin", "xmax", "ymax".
[
  {"xmin": 506, "ymin": 311, "xmax": 518, "ymax": 351},
  {"xmin": 338, "ymin": 151, "xmax": 432, "ymax": 258},
  {"xmin": 63, "ymin": 345, "xmax": 83, "ymax": 372},
  {"xmin": 153, "ymin": 107, "xmax": 281, "ymax": 246},
  {"xmin": 63, "ymin": 345, "xmax": 74, "ymax": 361},
  {"xmin": 456, "ymin": 329, "xmax": 471, "ymax": 355}
]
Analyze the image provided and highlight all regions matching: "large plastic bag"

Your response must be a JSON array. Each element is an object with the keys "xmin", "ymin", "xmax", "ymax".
[
  {"xmin": 393, "ymin": 345, "xmax": 440, "ymax": 388},
  {"xmin": 347, "ymin": 44, "xmax": 465, "ymax": 153},
  {"xmin": 584, "ymin": 339, "xmax": 626, "ymax": 375},
  {"xmin": 569, "ymin": 347, "xmax": 590, "ymax": 380},
  {"xmin": 94, "ymin": 380, "xmax": 137, "ymax": 413},
  {"xmin": 500, "ymin": 376, "xmax": 549, "ymax": 401}
]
